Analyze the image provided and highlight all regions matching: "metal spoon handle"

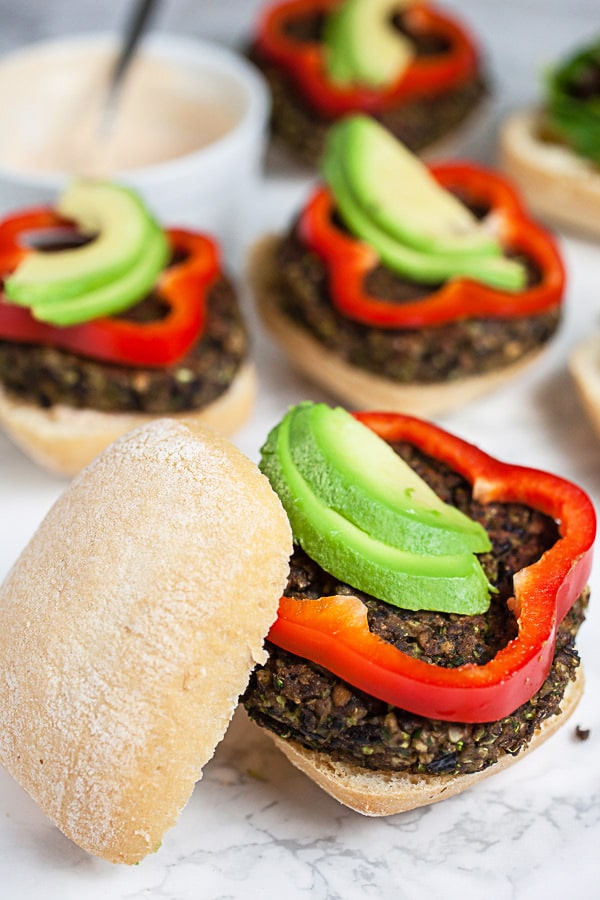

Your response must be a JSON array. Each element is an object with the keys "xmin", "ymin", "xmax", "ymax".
[
  {"xmin": 101, "ymin": 0, "xmax": 161, "ymax": 130},
  {"xmin": 110, "ymin": 0, "xmax": 160, "ymax": 95}
]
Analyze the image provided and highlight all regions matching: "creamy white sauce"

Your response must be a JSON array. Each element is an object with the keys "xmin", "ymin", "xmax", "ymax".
[{"xmin": 0, "ymin": 44, "xmax": 236, "ymax": 176}]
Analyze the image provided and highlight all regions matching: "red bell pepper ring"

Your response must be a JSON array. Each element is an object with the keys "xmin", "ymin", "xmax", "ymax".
[
  {"xmin": 267, "ymin": 412, "xmax": 595, "ymax": 723},
  {"xmin": 0, "ymin": 209, "xmax": 219, "ymax": 367},
  {"xmin": 298, "ymin": 164, "xmax": 566, "ymax": 328},
  {"xmin": 254, "ymin": 0, "xmax": 479, "ymax": 119}
]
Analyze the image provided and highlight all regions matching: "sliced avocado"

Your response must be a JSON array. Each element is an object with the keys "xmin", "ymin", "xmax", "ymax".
[
  {"xmin": 5, "ymin": 181, "xmax": 159, "ymax": 306},
  {"xmin": 322, "ymin": 118, "xmax": 527, "ymax": 291},
  {"xmin": 259, "ymin": 406, "xmax": 491, "ymax": 615},
  {"xmin": 322, "ymin": 4, "xmax": 356, "ymax": 85},
  {"xmin": 341, "ymin": 116, "xmax": 499, "ymax": 257},
  {"xmin": 324, "ymin": 0, "xmax": 415, "ymax": 88},
  {"xmin": 288, "ymin": 402, "xmax": 490, "ymax": 556},
  {"xmin": 324, "ymin": 147, "xmax": 525, "ymax": 290},
  {"xmin": 30, "ymin": 223, "xmax": 169, "ymax": 326}
]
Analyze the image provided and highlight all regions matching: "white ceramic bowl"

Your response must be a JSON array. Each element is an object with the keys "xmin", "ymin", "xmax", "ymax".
[{"xmin": 0, "ymin": 33, "xmax": 270, "ymax": 258}]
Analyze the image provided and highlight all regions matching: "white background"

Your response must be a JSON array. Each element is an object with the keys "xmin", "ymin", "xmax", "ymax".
[{"xmin": 0, "ymin": 2, "xmax": 599, "ymax": 898}]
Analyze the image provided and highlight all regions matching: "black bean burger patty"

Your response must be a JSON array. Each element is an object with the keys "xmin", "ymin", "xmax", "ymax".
[
  {"xmin": 243, "ymin": 441, "xmax": 586, "ymax": 776},
  {"xmin": 0, "ymin": 276, "xmax": 249, "ymax": 414},
  {"xmin": 251, "ymin": 10, "xmax": 487, "ymax": 166},
  {"xmin": 272, "ymin": 230, "xmax": 560, "ymax": 383}
]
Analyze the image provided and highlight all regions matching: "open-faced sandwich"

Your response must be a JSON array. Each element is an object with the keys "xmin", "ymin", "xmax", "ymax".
[
  {"xmin": 0, "ymin": 181, "xmax": 255, "ymax": 476},
  {"xmin": 250, "ymin": 0, "xmax": 488, "ymax": 166},
  {"xmin": 250, "ymin": 115, "xmax": 565, "ymax": 414},
  {"xmin": 501, "ymin": 36, "xmax": 600, "ymax": 238},
  {"xmin": 243, "ymin": 401, "xmax": 595, "ymax": 815}
]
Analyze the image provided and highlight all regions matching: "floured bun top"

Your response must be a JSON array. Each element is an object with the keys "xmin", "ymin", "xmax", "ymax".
[{"xmin": 0, "ymin": 418, "xmax": 293, "ymax": 864}]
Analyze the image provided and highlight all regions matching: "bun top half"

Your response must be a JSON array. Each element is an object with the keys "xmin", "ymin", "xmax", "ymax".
[{"xmin": 0, "ymin": 419, "xmax": 292, "ymax": 864}]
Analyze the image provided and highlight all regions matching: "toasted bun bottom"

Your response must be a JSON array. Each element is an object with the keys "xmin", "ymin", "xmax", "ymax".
[
  {"xmin": 0, "ymin": 361, "xmax": 256, "ymax": 477},
  {"xmin": 569, "ymin": 333, "xmax": 600, "ymax": 437},
  {"xmin": 249, "ymin": 237, "xmax": 546, "ymax": 416},
  {"xmin": 500, "ymin": 110, "xmax": 600, "ymax": 239},
  {"xmin": 0, "ymin": 419, "xmax": 292, "ymax": 863},
  {"xmin": 262, "ymin": 668, "xmax": 584, "ymax": 816}
]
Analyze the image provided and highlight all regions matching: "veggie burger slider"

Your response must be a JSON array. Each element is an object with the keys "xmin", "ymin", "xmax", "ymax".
[
  {"xmin": 0, "ymin": 181, "xmax": 255, "ymax": 476},
  {"xmin": 501, "ymin": 36, "xmax": 600, "ymax": 239},
  {"xmin": 0, "ymin": 405, "xmax": 594, "ymax": 859},
  {"xmin": 250, "ymin": 115, "xmax": 565, "ymax": 415},
  {"xmin": 250, "ymin": 0, "xmax": 487, "ymax": 166},
  {"xmin": 243, "ymin": 402, "xmax": 595, "ymax": 814}
]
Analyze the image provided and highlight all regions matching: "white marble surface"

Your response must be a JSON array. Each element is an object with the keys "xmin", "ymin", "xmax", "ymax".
[{"xmin": 0, "ymin": 1, "xmax": 599, "ymax": 897}]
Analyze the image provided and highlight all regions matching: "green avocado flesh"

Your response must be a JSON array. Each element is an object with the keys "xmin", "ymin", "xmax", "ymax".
[
  {"xmin": 322, "ymin": 117, "xmax": 527, "ymax": 291},
  {"xmin": 289, "ymin": 402, "xmax": 491, "ymax": 556},
  {"xmin": 5, "ymin": 181, "xmax": 168, "ymax": 325},
  {"xmin": 322, "ymin": 4, "xmax": 356, "ymax": 85},
  {"xmin": 259, "ymin": 403, "xmax": 491, "ymax": 615},
  {"xmin": 30, "ymin": 224, "xmax": 169, "ymax": 326},
  {"xmin": 323, "ymin": 0, "xmax": 415, "ymax": 88},
  {"xmin": 342, "ymin": 116, "xmax": 499, "ymax": 257}
]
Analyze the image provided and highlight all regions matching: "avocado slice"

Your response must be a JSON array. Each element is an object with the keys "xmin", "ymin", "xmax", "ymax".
[
  {"xmin": 340, "ymin": 116, "xmax": 500, "ymax": 257},
  {"xmin": 322, "ymin": 118, "xmax": 527, "ymax": 291},
  {"xmin": 288, "ymin": 402, "xmax": 491, "ymax": 556},
  {"xmin": 323, "ymin": 0, "xmax": 415, "ymax": 88},
  {"xmin": 260, "ymin": 405, "xmax": 491, "ymax": 615},
  {"xmin": 29, "ymin": 223, "xmax": 169, "ymax": 326},
  {"xmin": 322, "ymin": 4, "xmax": 357, "ymax": 85},
  {"xmin": 5, "ymin": 181, "xmax": 161, "ymax": 308}
]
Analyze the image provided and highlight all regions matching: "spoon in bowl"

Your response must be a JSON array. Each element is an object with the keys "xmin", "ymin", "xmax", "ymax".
[{"xmin": 98, "ymin": 0, "xmax": 161, "ymax": 137}]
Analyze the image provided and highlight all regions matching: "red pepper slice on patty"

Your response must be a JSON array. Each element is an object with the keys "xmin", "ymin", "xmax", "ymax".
[
  {"xmin": 298, "ymin": 164, "xmax": 565, "ymax": 328},
  {"xmin": 267, "ymin": 412, "xmax": 595, "ymax": 723},
  {"xmin": 0, "ymin": 209, "xmax": 219, "ymax": 367},
  {"xmin": 254, "ymin": 0, "xmax": 480, "ymax": 118}
]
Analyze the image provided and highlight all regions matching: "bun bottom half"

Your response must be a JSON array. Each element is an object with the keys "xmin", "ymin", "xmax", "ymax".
[
  {"xmin": 0, "ymin": 361, "xmax": 256, "ymax": 477},
  {"xmin": 262, "ymin": 668, "xmax": 584, "ymax": 816},
  {"xmin": 569, "ymin": 333, "xmax": 600, "ymax": 437},
  {"xmin": 250, "ymin": 237, "xmax": 546, "ymax": 417},
  {"xmin": 500, "ymin": 110, "xmax": 600, "ymax": 239}
]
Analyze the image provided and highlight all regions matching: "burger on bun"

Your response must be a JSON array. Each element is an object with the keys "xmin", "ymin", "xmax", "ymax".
[
  {"xmin": 249, "ymin": 0, "xmax": 489, "ymax": 168},
  {"xmin": 500, "ymin": 37, "xmax": 600, "ymax": 240},
  {"xmin": 250, "ymin": 116, "xmax": 565, "ymax": 416},
  {"xmin": 242, "ymin": 402, "xmax": 594, "ymax": 815},
  {"xmin": 0, "ymin": 181, "xmax": 255, "ymax": 477}
]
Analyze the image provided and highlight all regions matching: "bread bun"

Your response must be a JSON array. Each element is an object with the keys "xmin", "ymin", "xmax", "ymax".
[
  {"xmin": 0, "ymin": 361, "xmax": 256, "ymax": 477},
  {"xmin": 262, "ymin": 668, "xmax": 584, "ymax": 816},
  {"xmin": 569, "ymin": 333, "xmax": 600, "ymax": 437},
  {"xmin": 500, "ymin": 110, "xmax": 600, "ymax": 239},
  {"xmin": 249, "ymin": 237, "xmax": 546, "ymax": 416},
  {"xmin": 0, "ymin": 418, "xmax": 292, "ymax": 863}
]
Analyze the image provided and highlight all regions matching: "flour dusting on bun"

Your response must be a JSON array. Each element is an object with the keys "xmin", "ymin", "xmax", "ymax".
[{"xmin": 0, "ymin": 418, "xmax": 292, "ymax": 863}]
